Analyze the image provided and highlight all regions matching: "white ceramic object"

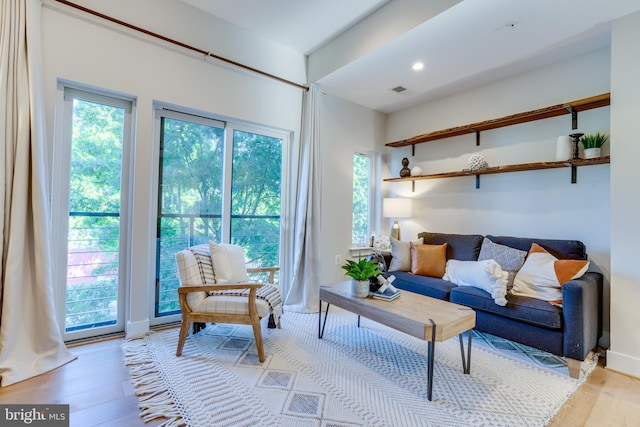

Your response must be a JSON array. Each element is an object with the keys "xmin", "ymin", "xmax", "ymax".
[
  {"xmin": 468, "ymin": 154, "xmax": 488, "ymax": 170},
  {"xmin": 410, "ymin": 166, "xmax": 423, "ymax": 176},
  {"xmin": 555, "ymin": 135, "xmax": 573, "ymax": 160}
]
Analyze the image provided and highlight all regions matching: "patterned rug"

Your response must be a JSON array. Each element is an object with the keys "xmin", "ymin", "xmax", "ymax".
[{"xmin": 123, "ymin": 308, "xmax": 597, "ymax": 427}]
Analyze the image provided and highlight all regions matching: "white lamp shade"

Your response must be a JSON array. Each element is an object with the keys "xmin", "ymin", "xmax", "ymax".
[{"xmin": 383, "ymin": 198, "xmax": 412, "ymax": 218}]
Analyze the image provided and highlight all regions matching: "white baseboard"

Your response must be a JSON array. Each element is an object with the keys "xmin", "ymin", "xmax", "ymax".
[
  {"xmin": 606, "ymin": 349, "xmax": 640, "ymax": 379},
  {"xmin": 126, "ymin": 318, "xmax": 150, "ymax": 339}
]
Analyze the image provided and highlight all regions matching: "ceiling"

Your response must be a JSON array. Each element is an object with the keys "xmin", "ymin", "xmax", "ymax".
[{"xmin": 179, "ymin": 0, "xmax": 640, "ymax": 113}]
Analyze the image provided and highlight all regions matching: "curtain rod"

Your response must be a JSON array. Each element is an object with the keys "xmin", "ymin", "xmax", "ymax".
[{"xmin": 52, "ymin": 0, "xmax": 309, "ymax": 91}]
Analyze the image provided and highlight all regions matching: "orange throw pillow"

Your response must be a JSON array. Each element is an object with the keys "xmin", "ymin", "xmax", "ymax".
[{"xmin": 410, "ymin": 242, "xmax": 448, "ymax": 278}]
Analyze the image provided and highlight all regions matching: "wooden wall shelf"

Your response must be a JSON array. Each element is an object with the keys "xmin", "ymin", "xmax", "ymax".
[
  {"xmin": 383, "ymin": 156, "xmax": 610, "ymax": 189},
  {"xmin": 386, "ymin": 93, "xmax": 610, "ymax": 148}
]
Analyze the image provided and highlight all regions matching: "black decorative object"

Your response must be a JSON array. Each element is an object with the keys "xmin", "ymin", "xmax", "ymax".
[
  {"xmin": 569, "ymin": 133, "xmax": 584, "ymax": 160},
  {"xmin": 400, "ymin": 157, "xmax": 411, "ymax": 177},
  {"xmin": 366, "ymin": 252, "xmax": 387, "ymax": 292}
]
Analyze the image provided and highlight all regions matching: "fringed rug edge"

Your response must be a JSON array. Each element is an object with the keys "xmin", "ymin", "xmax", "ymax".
[{"xmin": 123, "ymin": 334, "xmax": 185, "ymax": 427}]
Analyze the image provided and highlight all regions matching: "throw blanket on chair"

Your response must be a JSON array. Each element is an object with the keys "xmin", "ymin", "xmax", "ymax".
[{"xmin": 212, "ymin": 284, "xmax": 283, "ymax": 328}]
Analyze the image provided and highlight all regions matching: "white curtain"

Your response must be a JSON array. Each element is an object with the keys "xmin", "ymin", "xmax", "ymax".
[
  {"xmin": 0, "ymin": 0, "xmax": 75, "ymax": 387},
  {"xmin": 283, "ymin": 83, "xmax": 322, "ymax": 313}
]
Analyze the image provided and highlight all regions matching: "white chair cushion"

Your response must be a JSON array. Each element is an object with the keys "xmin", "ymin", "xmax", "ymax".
[
  {"xmin": 209, "ymin": 241, "xmax": 249, "ymax": 283},
  {"xmin": 196, "ymin": 295, "xmax": 270, "ymax": 317}
]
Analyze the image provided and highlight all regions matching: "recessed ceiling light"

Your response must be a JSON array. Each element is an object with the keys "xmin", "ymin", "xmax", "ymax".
[{"xmin": 412, "ymin": 62, "xmax": 424, "ymax": 71}]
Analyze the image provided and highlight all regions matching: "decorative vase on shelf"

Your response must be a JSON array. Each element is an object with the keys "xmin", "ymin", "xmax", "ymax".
[
  {"xmin": 584, "ymin": 147, "xmax": 601, "ymax": 159},
  {"xmin": 555, "ymin": 135, "xmax": 573, "ymax": 161},
  {"xmin": 351, "ymin": 279, "xmax": 370, "ymax": 298},
  {"xmin": 399, "ymin": 157, "xmax": 411, "ymax": 177}
]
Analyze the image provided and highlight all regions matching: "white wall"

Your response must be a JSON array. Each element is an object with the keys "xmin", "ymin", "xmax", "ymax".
[
  {"xmin": 608, "ymin": 11, "xmax": 640, "ymax": 378},
  {"xmin": 319, "ymin": 94, "xmax": 386, "ymax": 284},
  {"xmin": 385, "ymin": 47, "xmax": 612, "ymax": 347},
  {"xmin": 40, "ymin": 0, "xmax": 305, "ymax": 337}
]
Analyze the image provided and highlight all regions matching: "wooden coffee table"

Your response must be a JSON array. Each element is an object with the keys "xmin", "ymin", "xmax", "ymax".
[{"xmin": 318, "ymin": 281, "xmax": 476, "ymax": 401}]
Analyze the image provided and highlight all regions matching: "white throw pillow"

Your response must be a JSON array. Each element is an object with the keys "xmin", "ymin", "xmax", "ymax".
[
  {"xmin": 443, "ymin": 259, "xmax": 508, "ymax": 306},
  {"xmin": 388, "ymin": 237, "xmax": 423, "ymax": 271},
  {"xmin": 208, "ymin": 241, "xmax": 249, "ymax": 284}
]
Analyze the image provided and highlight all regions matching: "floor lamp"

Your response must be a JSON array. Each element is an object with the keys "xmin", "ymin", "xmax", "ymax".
[{"xmin": 383, "ymin": 198, "xmax": 412, "ymax": 241}]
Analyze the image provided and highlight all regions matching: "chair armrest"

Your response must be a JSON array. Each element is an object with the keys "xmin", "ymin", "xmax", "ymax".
[
  {"xmin": 247, "ymin": 266, "xmax": 279, "ymax": 284},
  {"xmin": 178, "ymin": 283, "xmax": 262, "ymax": 294},
  {"xmin": 562, "ymin": 271, "xmax": 603, "ymax": 360}
]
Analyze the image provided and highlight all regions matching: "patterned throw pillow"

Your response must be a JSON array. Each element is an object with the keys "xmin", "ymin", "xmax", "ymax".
[
  {"xmin": 478, "ymin": 238, "xmax": 527, "ymax": 291},
  {"xmin": 410, "ymin": 242, "xmax": 448, "ymax": 278},
  {"xmin": 512, "ymin": 243, "xmax": 589, "ymax": 304}
]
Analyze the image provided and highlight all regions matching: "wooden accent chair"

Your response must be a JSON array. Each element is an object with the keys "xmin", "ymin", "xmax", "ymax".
[{"xmin": 175, "ymin": 244, "xmax": 282, "ymax": 362}]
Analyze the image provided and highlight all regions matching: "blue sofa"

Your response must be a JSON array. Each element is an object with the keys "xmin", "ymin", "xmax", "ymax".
[{"xmin": 387, "ymin": 232, "xmax": 603, "ymax": 378}]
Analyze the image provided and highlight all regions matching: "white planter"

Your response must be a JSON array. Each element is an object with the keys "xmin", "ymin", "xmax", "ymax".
[
  {"xmin": 351, "ymin": 279, "xmax": 370, "ymax": 298},
  {"xmin": 584, "ymin": 147, "xmax": 601, "ymax": 159}
]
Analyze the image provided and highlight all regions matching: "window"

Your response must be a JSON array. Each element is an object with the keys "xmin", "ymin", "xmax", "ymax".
[
  {"xmin": 352, "ymin": 152, "xmax": 374, "ymax": 246},
  {"xmin": 154, "ymin": 108, "xmax": 284, "ymax": 318},
  {"xmin": 52, "ymin": 87, "xmax": 133, "ymax": 340}
]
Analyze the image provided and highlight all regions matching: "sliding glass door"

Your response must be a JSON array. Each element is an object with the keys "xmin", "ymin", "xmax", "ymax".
[{"xmin": 154, "ymin": 109, "xmax": 284, "ymax": 318}]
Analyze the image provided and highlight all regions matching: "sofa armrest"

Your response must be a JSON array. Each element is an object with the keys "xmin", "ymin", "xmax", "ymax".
[{"xmin": 562, "ymin": 271, "xmax": 603, "ymax": 360}]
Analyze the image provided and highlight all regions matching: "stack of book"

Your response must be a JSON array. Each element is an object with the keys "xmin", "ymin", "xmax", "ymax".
[{"xmin": 373, "ymin": 287, "xmax": 400, "ymax": 301}]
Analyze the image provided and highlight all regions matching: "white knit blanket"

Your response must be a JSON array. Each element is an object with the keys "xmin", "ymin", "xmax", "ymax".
[{"xmin": 123, "ymin": 309, "xmax": 596, "ymax": 427}]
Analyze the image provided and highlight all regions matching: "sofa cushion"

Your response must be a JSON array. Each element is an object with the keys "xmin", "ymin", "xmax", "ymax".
[
  {"xmin": 417, "ymin": 232, "xmax": 484, "ymax": 261},
  {"xmin": 391, "ymin": 272, "xmax": 457, "ymax": 300},
  {"xmin": 449, "ymin": 286, "xmax": 562, "ymax": 329},
  {"xmin": 485, "ymin": 235, "xmax": 587, "ymax": 260},
  {"xmin": 410, "ymin": 242, "xmax": 447, "ymax": 277}
]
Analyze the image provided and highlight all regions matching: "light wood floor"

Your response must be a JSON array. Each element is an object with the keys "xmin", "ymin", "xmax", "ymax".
[{"xmin": 1, "ymin": 335, "xmax": 639, "ymax": 426}]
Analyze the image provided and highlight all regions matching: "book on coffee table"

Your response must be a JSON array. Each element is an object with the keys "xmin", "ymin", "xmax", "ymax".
[{"xmin": 372, "ymin": 288, "xmax": 400, "ymax": 301}]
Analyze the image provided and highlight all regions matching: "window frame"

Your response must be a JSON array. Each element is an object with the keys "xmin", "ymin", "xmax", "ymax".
[
  {"xmin": 351, "ymin": 150, "xmax": 381, "ymax": 247},
  {"xmin": 52, "ymin": 83, "xmax": 136, "ymax": 341}
]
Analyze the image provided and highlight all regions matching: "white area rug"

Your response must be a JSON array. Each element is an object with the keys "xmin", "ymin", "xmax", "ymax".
[{"xmin": 123, "ymin": 309, "xmax": 597, "ymax": 427}]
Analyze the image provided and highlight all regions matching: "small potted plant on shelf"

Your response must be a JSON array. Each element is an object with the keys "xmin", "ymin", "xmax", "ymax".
[
  {"xmin": 341, "ymin": 258, "xmax": 382, "ymax": 298},
  {"xmin": 580, "ymin": 132, "xmax": 608, "ymax": 159}
]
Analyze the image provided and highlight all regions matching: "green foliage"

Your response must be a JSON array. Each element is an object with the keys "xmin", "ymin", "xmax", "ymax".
[
  {"xmin": 65, "ymin": 99, "xmax": 284, "ymax": 325},
  {"xmin": 155, "ymin": 119, "xmax": 283, "ymax": 315},
  {"xmin": 580, "ymin": 132, "xmax": 608, "ymax": 149},
  {"xmin": 341, "ymin": 258, "xmax": 382, "ymax": 281},
  {"xmin": 352, "ymin": 154, "xmax": 371, "ymax": 243}
]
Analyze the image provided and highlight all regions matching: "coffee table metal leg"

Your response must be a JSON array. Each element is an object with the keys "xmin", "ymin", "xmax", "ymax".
[
  {"xmin": 427, "ymin": 319, "xmax": 436, "ymax": 401},
  {"xmin": 460, "ymin": 329, "xmax": 473, "ymax": 374},
  {"xmin": 458, "ymin": 330, "xmax": 472, "ymax": 374},
  {"xmin": 318, "ymin": 300, "xmax": 331, "ymax": 339}
]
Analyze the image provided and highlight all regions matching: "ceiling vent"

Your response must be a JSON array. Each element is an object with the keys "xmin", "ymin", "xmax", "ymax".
[{"xmin": 391, "ymin": 86, "xmax": 407, "ymax": 93}]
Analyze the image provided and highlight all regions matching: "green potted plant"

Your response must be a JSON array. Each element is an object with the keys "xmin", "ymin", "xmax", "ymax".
[
  {"xmin": 580, "ymin": 132, "xmax": 608, "ymax": 159},
  {"xmin": 341, "ymin": 258, "xmax": 382, "ymax": 298}
]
